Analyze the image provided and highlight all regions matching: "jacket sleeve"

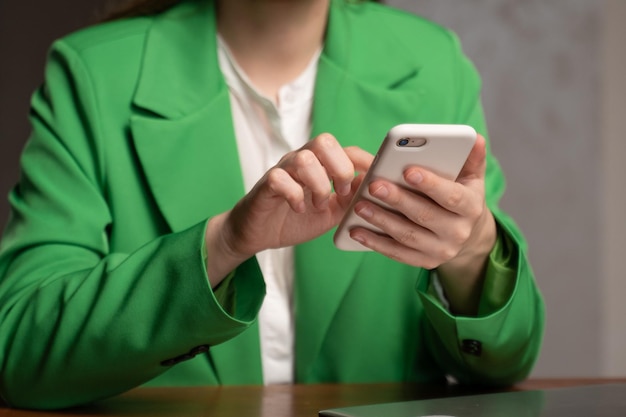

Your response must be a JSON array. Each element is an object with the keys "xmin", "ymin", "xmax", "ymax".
[
  {"xmin": 0, "ymin": 40, "xmax": 265, "ymax": 410},
  {"xmin": 417, "ymin": 32, "xmax": 545, "ymax": 386}
]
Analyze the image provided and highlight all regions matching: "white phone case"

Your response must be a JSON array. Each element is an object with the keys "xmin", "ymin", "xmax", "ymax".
[{"xmin": 333, "ymin": 124, "xmax": 477, "ymax": 251}]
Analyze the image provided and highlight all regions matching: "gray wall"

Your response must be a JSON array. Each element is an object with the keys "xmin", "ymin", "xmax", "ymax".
[
  {"xmin": 0, "ymin": 1, "xmax": 622, "ymax": 377},
  {"xmin": 0, "ymin": 0, "xmax": 105, "ymax": 228},
  {"xmin": 602, "ymin": 0, "xmax": 626, "ymax": 377},
  {"xmin": 391, "ymin": 0, "xmax": 626, "ymax": 378}
]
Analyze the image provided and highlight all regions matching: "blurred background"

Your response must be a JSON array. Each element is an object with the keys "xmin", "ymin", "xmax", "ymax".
[{"xmin": 1, "ymin": 0, "xmax": 624, "ymax": 378}]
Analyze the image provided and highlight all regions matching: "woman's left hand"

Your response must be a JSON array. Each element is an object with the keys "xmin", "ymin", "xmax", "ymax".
[{"xmin": 349, "ymin": 134, "xmax": 497, "ymax": 315}]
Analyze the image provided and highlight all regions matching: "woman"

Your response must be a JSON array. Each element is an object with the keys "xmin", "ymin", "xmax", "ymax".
[{"xmin": 0, "ymin": 0, "xmax": 545, "ymax": 410}]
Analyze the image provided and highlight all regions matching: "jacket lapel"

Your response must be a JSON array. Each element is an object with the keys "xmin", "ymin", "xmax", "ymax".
[
  {"xmin": 295, "ymin": 0, "xmax": 427, "ymax": 381},
  {"xmin": 129, "ymin": 0, "xmax": 262, "ymax": 383},
  {"xmin": 130, "ymin": 0, "xmax": 244, "ymax": 233}
]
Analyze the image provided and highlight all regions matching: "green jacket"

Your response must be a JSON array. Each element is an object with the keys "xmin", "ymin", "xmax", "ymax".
[{"xmin": 0, "ymin": 0, "xmax": 544, "ymax": 410}]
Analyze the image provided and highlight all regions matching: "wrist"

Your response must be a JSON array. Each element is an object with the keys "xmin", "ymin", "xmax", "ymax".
[
  {"xmin": 456, "ymin": 209, "xmax": 498, "ymax": 267},
  {"xmin": 204, "ymin": 212, "xmax": 250, "ymax": 288},
  {"xmin": 436, "ymin": 210, "xmax": 497, "ymax": 315}
]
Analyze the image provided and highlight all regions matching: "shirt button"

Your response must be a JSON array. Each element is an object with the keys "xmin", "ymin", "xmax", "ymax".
[{"xmin": 283, "ymin": 91, "xmax": 296, "ymax": 104}]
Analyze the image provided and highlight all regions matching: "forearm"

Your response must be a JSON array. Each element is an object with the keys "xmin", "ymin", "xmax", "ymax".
[{"xmin": 0, "ymin": 222, "xmax": 264, "ymax": 409}]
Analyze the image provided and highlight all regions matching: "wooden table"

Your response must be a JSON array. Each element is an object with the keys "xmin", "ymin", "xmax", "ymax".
[{"xmin": 1, "ymin": 379, "xmax": 624, "ymax": 417}]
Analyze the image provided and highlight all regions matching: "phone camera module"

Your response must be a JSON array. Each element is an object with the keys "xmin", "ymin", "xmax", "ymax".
[{"xmin": 397, "ymin": 137, "xmax": 428, "ymax": 148}]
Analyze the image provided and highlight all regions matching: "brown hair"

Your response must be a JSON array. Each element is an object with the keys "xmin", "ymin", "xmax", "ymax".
[
  {"xmin": 102, "ymin": 0, "xmax": 381, "ymax": 22},
  {"xmin": 102, "ymin": 0, "xmax": 181, "ymax": 21}
]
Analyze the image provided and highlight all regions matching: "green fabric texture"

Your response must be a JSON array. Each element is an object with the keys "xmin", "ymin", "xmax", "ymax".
[
  {"xmin": 0, "ymin": 0, "xmax": 545, "ymax": 410},
  {"xmin": 425, "ymin": 223, "xmax": 518, "ymax": 317},
  {"xmin": 478, "ymin": 224, "xmax": 518, "ymax": 316}
]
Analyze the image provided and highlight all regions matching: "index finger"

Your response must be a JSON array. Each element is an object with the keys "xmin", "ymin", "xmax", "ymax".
[
  {"xmin": 402, "ymin": 167, "xmax": 470, "ymax": 216},
  {"xmin": 344, "ymin": 146, "xmax": 374, "ymax": 174},
  {"xmin": 306, "ymin": 133, "xmax": 359, "ymax": 196}
]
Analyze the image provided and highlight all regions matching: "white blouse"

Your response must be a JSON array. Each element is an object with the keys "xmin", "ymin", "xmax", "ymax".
[{"xmin": 217, "ymin": 35, "xmax": 322, "ymax": 384}]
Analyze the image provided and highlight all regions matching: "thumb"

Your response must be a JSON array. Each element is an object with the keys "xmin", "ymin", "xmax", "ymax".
[{"xmin": 458, "ymin": 133, "xmax": 487, "ymax": 182}]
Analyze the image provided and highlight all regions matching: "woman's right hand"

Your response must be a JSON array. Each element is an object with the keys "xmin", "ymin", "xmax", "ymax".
[{"xmin": 204, "ymin": 133, "xmax": 373, "ymax": 287}]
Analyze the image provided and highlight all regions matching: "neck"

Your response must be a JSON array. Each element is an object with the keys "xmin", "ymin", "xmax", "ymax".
[{"xmin": 216, "ymin": 0, "xmax": 329, "ymax": 99}]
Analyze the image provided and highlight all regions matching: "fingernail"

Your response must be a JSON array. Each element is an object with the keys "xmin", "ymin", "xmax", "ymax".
[
  {"xmin": 407, "ymin": 171, "xmax": 423, "ymax": 185},
  {"xmin": 337, "ymin": 183, "xmax": 351, "ymax": 196},
  {"xmin": 356, "ymin": 204, "xmax": 373, "ymax": 218},
  {"xmin": 371, "ymin": 184, "xmax": 389, "ymax": 198},
  {"xmin": 351, "ymin": 233, "xmax": 365, "ymax": 244}
]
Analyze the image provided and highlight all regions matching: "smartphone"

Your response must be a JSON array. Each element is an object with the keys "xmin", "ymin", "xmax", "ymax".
[{"xmin": 333, "ymin": 123, "xmax": 477, "ymax": 251}]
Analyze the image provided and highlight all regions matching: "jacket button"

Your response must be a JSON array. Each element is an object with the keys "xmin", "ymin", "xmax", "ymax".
[
  {"xmin": 160, "ymin": 358, "xmax": 178, "ymax": 367},
  {"xmin": 160, "ymin": 345, "xmax": 211, "ymax": 366},
  {"xmin": 460, "ymin": 339, "xmax": 482, "ymax": 356},
  {"xmin": 189, "ymin": 345, "xmax": 210, "ymax": 356}
]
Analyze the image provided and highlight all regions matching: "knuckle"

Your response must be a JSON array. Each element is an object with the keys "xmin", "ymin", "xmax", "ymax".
[
  {"xmin": 396, "ymin": 228, "xmax": 419, "ymax": 246},
  {"xmin": 445, "ymin": 189, "xmax": 464, "ymax": 209},
  {"xmin": 266, "ymin": 168, "xmax": 286, "ymax": 184},
  {"xmin": 439, "ymin": 245, "xmax": 459, "ymax": 263},
  {"xmin": 451, "ymin": 227, "xmax": 471, "ymax": 245},
  {"xmin": 313, "ymin": 133, "xmax": 337, "ymax": 150},
  {"xmin": 294, "ymin": 149, "xmax": 317, "ymax": 166},
  {"xmin": 415, "ymin": 207, "xmax": 435, "ymax": 225}
]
